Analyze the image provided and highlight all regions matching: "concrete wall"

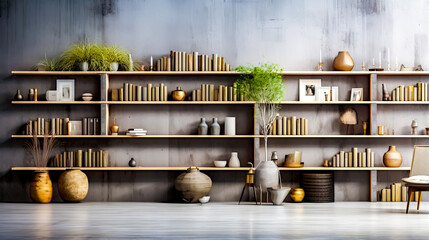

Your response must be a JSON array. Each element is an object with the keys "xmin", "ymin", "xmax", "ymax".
[{"xmin": 1, "ymin": 0, "xmax": 429, "ymax": 202}]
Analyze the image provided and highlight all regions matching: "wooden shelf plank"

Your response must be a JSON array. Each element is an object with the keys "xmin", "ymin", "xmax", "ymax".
[
  {"xmin": 375, "ymin": 101, "xmax": 429, "ymax": 105},
  {"xmin": 11, "ymin": 166, "xmax": 410, "ymax": 171},
  {"xmin": 11, "ymin": 135, "xmax": 256, "ymax": 139},
  {"xmin": 264, "ymin": 135, "xmax": 429, "ymax": 139},
  {"xmin": 12, "ymin": 71, "xmax": 104, "ymax": 75},
  {"xmin": 376, "ymin": 71, "xmax": 429, "ymax": 75},
  {"xmin": 12, "ymin": 101, "xmax": 103, "ymax": 104},
  {"xmin": 107, "ymin": 101, "xmax": 255, "ymax": 105},
  {"xmin": 279, "ymin": 101, "xmax": 372, "ymax": 105}
]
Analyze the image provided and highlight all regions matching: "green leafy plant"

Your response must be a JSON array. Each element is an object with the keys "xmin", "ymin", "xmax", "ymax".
[
  {"xmin": 235, "ymin": 62, "xmax": 285, "ymax": 162},
  {"xmin": 104, "ymin": 45, "xmax": 132, "ymax": 71},
  {"xmin": 35, "ymin": 58, "xmax": 57, "ymax": 71}
]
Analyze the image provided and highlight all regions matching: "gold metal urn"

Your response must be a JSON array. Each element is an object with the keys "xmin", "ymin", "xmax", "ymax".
[
  {"xmin": 290, "ymin": 188, "xmax": 305, "ymax": 202},
  {"xmin": 172, "ymin": 87, "xmax": 186, "ymax": 101}
]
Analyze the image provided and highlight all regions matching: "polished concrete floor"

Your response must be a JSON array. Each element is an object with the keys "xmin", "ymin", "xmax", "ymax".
[{"xmin": 0, "ymin": 202, "xmax": 428, "ymax": 239}]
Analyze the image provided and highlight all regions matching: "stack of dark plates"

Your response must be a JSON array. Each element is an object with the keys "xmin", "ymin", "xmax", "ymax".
[{"xmin": 301, "ymin": 173, "xmax": 334, "ymax": 202}]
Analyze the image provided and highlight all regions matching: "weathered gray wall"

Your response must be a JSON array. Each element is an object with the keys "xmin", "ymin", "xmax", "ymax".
[{"xmin": 1, "ymin": 0, "xmax": 429, "ymax": 202}]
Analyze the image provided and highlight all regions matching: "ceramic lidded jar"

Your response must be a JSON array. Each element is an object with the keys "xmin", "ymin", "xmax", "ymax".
[
  {"xmin": 383, "ymin": 145, "xmax": 402, "ymax": 167},
  {"xmin": 333, "ymin": 51, "xmax": 354, "ymax": 71},
  {"xmin": 175, "ymin": 166, "xmax": 212, "ymax": 203}
]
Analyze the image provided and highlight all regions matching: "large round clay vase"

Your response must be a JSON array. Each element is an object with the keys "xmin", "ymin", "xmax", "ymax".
[
  {"xmin": 333, "ymin": 51, "xmax": 354, "ymax": 71},
  {"xmin": 58, "ymin": 170, "xmax": 89, "ymax": 202},
  {"xmin": 255, "ymin": 161, "xmax": 279, "ymax": 191},
  {"xmin": 290, "ymin": 188, "xmax": 305, "ymax": 202},
  {"xmin": 383, "ymin": 145, "xmax": 403, "ymax": 167},
  {"xmin": 175, "ymin": 166, "xmax": 212, "ymax": 203},
  {"xmin": 30, "ymin": 171, "xmax": 53, "ymax": 203}
]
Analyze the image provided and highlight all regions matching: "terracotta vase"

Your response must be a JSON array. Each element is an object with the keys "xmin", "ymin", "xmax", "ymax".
[
  {"xmin": 290, "ymin": 188, "xmax": 305, "ymax": 202},
  {"xmin": 333, "ymin": 51, "xmax": 354, "ymax": 71},
  {"xmin": 175, "ymin": 166, "xmax": 212, "ymax": 203},
  {"xmin": 58, "ymin": 170, "xmax": 89, "ymax": 202},
  {"xmin": 255, "ymin": 161, "xmax": 279, "ymax": 191},
  {"xmin": 383, "ymin": 146, "xmax": 402, "ymax": 167},
  {"xmin": 30, "ymin": 171, "xmax": 52, "ymax": 203}
]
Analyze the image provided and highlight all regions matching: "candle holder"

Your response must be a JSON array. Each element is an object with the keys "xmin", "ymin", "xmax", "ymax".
[
  {"xmin": 318, "ymin": 62, "xmax": 323, "ymax": 71},
  {"xmin": 361, "ymin": 63, "xmax": 367, "ymax": 71},
  {"xmin": 149, "ymin": 66, "xmax": 153, "ymax": 71}
]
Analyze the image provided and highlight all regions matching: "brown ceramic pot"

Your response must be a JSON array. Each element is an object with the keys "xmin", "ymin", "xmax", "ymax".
[
  {"xmin": 58, "ymin": 170, "xmax": 89, "ymax": 202},
  {"xmin": 290, "ymin": 188, "xmax": 305, "ymax": 202},
  {"xmin": 333, "ymin": 51, "xmax": 354, "ymax": 71},
  {"xmin": 383, "ymin": 145, "xmax": 402, "ymax": 167},
  {"xmin": 175, "ymin": 166, "xmax": 212, "ymax": 202},
  {"xmin": 30, "ymin": 170, "xmax": 53, "ymax": 203}
]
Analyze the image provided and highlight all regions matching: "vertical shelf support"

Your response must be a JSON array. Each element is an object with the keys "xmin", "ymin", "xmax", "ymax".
[
  {"xmin": 370, "ymin": 170, "xmax": 377, "ymax": 202},
  {"xmin": 370, "ymin": 73, "xmax": 377, "ymax": 135},
  {"xmin": 254, "ymin": 104, "xmax": 260, "ymax": 166},
  {"xmin": 100, "ymin": 73, "xmax": 109, "ymax": 135}
]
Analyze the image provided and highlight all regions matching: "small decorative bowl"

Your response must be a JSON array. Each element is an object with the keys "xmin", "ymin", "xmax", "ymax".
[
  {"xmin": 214, "ymin": 161, "xmax": 227, "ymax": 168},
  {"xmin": 82, "ymin": 93, "xmax": 93, "ymax": 101},
  {"xmin": 199, "ymin": 196, "xmax": 210, "ymax": 204}
]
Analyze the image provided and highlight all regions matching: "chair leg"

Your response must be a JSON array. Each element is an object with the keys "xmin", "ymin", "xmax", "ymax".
[
  {"xmin": 406, "ymin": 187, "xmax": 413, "ymax": 214},
  {"xmin": 418, "ymin": 191, "xmax": 423, "ymax": 210},
  {"xmin": 238, "ymin": 184, "xmax": 246, "ymax": 205},
  {"xmin": 252, "ymin": 186, "xmax": 258, "ymax": 205}
]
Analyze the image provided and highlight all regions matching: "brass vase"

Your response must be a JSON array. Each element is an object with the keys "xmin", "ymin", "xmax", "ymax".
[
  {"xmin": 58, "ymin": 170, "xmax": 89, "ymax": 202},
  {"xmin": 110, "ymin": 118, "xmax": 119, "ymax": 135},
  {"xmin": 290, "ymin": 188, "xmax": 305, "ymax": 202},
  {"xmin": 333, "ymin": 51, "xmax": 354, "ymax": 71},
  {"xmin": 30, "ymin": 170, "xmax": 53, "ymax": 203},
  {"xmin": 383, "ymin": 145, "xmax": 402, "ymax": 167},
  {"xmin": 172, "ymin": 87, "xmax": 186, "ymax": 101}
]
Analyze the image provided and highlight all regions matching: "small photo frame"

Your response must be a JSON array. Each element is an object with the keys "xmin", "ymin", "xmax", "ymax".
[
  {"xmin": 350, "ymin": 88, "xmax": 363, "ymax": 101},
  {"xmin": 299, "ymin": 79, "xmax": 321, "ymax": 101},
  {"xmin": 315, "ymin": 86, "xmax": 339, "ymax": 102},
  {"xmin": 56, "ymin": 79, "xmax": 75, "ymax": 101}
]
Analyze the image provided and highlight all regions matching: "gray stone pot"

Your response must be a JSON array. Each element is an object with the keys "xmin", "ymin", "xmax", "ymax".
[
  {"xmin": 255, "ymin": 160, "xmax": 279, "ymax": 191},
  {"xmin": 268, "ymin": 187, "xmax": 291, "ymax": 205},
  {"xmin": 110, "ymin": 62, "xmax": 119, "ymax": 71},
  {"xmin": 79, "ymin": 62, "xmax": 89, "ymax": 71}
]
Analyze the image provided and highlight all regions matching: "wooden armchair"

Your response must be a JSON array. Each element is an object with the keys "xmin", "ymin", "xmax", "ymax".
[{"xmin": 402, "ymin": 145, "xmax": 429, "ymax": 213}]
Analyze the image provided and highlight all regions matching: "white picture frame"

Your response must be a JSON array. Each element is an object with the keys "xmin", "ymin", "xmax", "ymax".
[
  {"xmin": 57, "ymin": 79, "xmax": 75, "ymax": 101},
  {"xmin": 315, "ymin": 86, "xmax": 339, "ymax": 102},
  {"xmin": 350, "ymin": 88, "xmax": 363, "ymax": 101},
  {"xmin": 299, "ymin": 79, "xmax": 321, "ymax": 101}
]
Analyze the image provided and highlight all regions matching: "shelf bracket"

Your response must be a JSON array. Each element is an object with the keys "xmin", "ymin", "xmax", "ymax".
[{"xmin": 370, "ymin": 73, "xmax": 377, "ymax": 134}]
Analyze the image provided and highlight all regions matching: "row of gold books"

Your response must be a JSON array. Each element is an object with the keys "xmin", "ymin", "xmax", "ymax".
[
  {"xmin": 387, "ymin": 82, "xmax": 429, "ymax": 101},
  {"xmin": 190, "ymin": 84, "xmax": 246, "ymax": 101},
  {"xmin": 111, "ymin": 83, "xmax": 167, "ymax": 101},
  {"xmin": 24, "ymin": 118, "xmax": 99, "ymax": 135},
  {"xmin": 271, "ymin": 115, "xmax": 309, "ymax": 135},
  {"xmin": 156, "ymin": 51, "xmax": 232, "ymax": 72},
  {"xmin": 51, "ymin": 149, "xmax": 108, "ymax": 167},
  {"xmin": 331, "ymin": 148, "xmax": 375, "ymax": 167},
  {"xmin": 377, "ymin": 183, "xmax": 419, "ymax": 202}
]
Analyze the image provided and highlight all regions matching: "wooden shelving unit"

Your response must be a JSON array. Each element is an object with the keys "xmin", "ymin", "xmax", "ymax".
[{"xmin": 12, "ymin": 70, "xmax": 428, "ymax": 202}]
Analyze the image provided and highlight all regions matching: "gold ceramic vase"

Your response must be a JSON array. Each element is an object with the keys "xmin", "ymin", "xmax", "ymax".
[
  {"xmin": 172, "ymin": 87, "xmax": 186, "ymax": 101},
  {"xmin": 290, "ymin": 188, "xmax": 305, "ymax": 202},
  {"xmin": 110, "ymin": 118, "xmax": 119, "ymax": 135},
  {"xmin": 333, "ymin": 51, "xmax": 354, "ymax": 71},
  {"xmin": 383, "ymin": 145, "xmax": 402, "ymax": 167},
  {"xmin": 30, "ymin": 170, "xmax": 53, "ymax": 203}
]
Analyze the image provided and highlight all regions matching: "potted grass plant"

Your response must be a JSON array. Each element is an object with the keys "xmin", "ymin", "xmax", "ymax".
[
  {"xmin": 25, "ymin": 134, "xmax": 57, "ymax": 203},
  {"xmin": 57, "ymin": 43, "xmax": 109, "ymax": 71},
  {"xmin": 235, "ymin": 62, "xmax": 287, "ymax": 199},
  {"xmin": 104, "ymin": 45, "xmax": 132, "ymax": 71}
]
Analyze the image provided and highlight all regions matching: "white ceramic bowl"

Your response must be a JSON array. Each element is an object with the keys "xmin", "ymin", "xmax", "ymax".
[
  {"xmin": 82, "ymin": 93, "xmax": 93, "ymax": 97},
  {"xmin": 199, "ymin": 196, "xmax": 210, "ymax": 203},
  {"xmin": 82, "ymin": 96, "xmax": 93, "ymax": 101},
  {"xmin": 214, "ymin": 161, "xmax": 227, "ymax": 168}
]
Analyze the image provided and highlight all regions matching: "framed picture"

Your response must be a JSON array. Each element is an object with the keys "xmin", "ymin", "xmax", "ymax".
[
  {"xmin": 57, "ymin": 79, "xmax": 75, "ymax": 101},
  {"xmin": 315, "ymin": 86, "xmax": 339, "ymax": 102},
  {"xmin": 350, "ymin": 88, "xmax": 363, "ymax": 101},
  {"xmin": 299, "ymin": 79, "xmax": 321, "ymax": 101}
]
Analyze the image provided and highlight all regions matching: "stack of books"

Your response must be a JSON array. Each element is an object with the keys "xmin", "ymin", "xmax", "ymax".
[
  {"xmin": 377, "ymin": 183, "xmax": 419, "ymax": 202},
  {"xmin": 126, "ymin": 128, "xmax": 147, "ymax": 136},
  {"xmin": 156, "ymin": 51, "xmax": 232, "ymax": 72},
  {"xmin": 331, "ymin": 148, "xmax": 375, "ymax": 168},
  {"xmin": 24, "ymin": 117, "xmax": 99, "ymax": 135},
  {"xmin": 387, "ymin": 82, "xmax": 429, "ymax": 101},
  {"xmin": 191, "ymin": 84, "xmax": 246, "ymax": 101},
  {"xmin": 111, "ymin": 83, "xmax": 167, "ymax": 101},
  {"xmin": 271, "ymin": 115, "xmax": 309, "ymax": 135},
  {"xmin": 52, "ymin": 149, "xmax": 108, "ymax": 167}
]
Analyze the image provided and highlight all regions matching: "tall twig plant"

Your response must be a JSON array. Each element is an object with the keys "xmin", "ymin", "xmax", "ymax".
[
  {"xmin": 235, "ymin": 63, "xmax": 285, "ymax": 164},
  {"xmin": 25, "ymin": 134, "xmax": 57, "ymax": 169}
]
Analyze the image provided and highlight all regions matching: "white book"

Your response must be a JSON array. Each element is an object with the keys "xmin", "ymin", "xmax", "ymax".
[
  {"xmin": 344, "ymin": 153, "xmax": 348, "ymax": 168},
  {"xmin": 333, "ymin": 156, "xmax": 336, "ymax": 167},
  {"xmin": 352, "ymin": 148, "xmax": 358, "ymax": 167},
  {"xmin": 336, "ymin": 154, "xmax": 340, "ymax": 167},
  {"xmin": 366, "ymin": 148, "xmax": 371, "ymax": 167},
  {"xmin": 340, "ymin": 151, "xmax": 345, "ymax": 167},
  {"xmin": 371, "ymin": 152, "xmax": 375, "ymax": 167},
  {"xmin": 358, "ymin": 152, "xmax": 362, "ymax": 167},
  {"xmin": 362, "ymin": 152, "xmax": 367, "ymax": 167}
]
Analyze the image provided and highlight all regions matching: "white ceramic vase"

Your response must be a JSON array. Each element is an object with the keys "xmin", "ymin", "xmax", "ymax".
[
  {"xmin": 228, "ymin": 152, "xmax": 240, "ymax": 167},
  {"xmin": 255, "ymin": 161, "xmax": 280, "ymax": 191},
  {"xmin": 224, "ymin": 117, "xmax": 236, "ymax": 135}
]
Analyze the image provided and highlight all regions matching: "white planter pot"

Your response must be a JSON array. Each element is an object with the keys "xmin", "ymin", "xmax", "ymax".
[
  {"xmin": 79, "ymin": 62, "xmax": 88, "ymax": 71},
  {"xmin": 224, "ymin": 117, "xmax": 236, "ymax": 135},
  {"xmin": 268, "ymin": 187, "xmax": 291, "ymax": 205},
  {"xmin": 255, "ymin": 161, "xmax": 279, "ymax": 191},
  {"xmin": 110, "ymin": 62, "xmax": 119, "ymax": 71}
]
